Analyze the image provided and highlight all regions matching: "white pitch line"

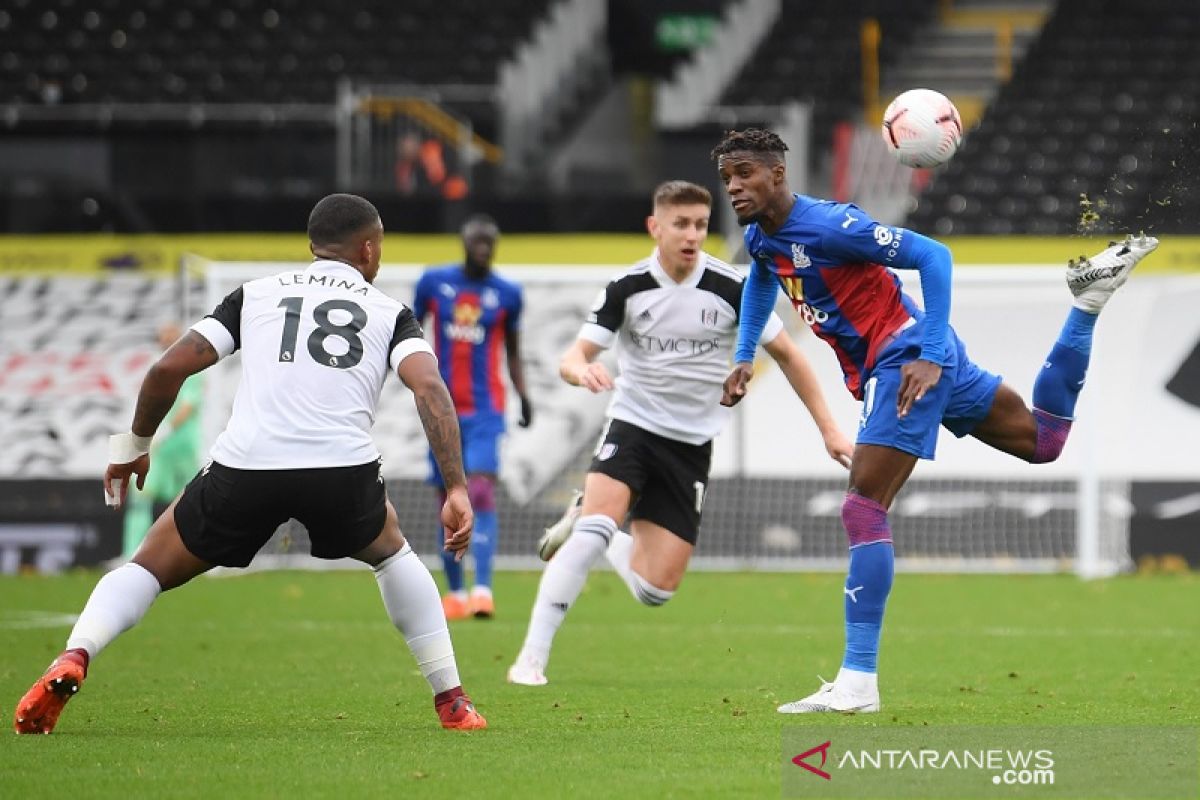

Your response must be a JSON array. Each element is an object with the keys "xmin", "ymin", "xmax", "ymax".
[{"xmin": 0, "ymin": 610, "xmax": 80, "ymax": 629}]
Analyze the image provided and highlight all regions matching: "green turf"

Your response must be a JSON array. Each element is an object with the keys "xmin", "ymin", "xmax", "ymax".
[{"xmin": 0, "ymin": 570, "xmax": 1196, "ymax": 798}]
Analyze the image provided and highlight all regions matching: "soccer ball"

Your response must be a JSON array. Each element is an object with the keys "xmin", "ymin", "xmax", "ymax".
[{"xmin": 881, "ymin": 89, "xmax": 963, "ymax": 169}]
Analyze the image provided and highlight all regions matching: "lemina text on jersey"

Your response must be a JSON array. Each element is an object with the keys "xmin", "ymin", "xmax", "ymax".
[{"xmin": 277, "ymin": 272, "xmax": 370, "ymax": 295}]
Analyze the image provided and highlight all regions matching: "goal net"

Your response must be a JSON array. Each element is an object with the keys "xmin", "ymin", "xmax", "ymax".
[{"xmin": 193, "ymin": 260, "xmax": 1197, "ymax": 576}]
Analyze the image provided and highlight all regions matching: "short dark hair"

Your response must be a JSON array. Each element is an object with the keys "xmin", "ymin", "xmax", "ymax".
[
  {"xmin": 307, "ymin": 193, "xmax": 380, "ymax": 246},
  {"xmin": 710, "ymin": 128, "xmax": 789, "ymax": 162},
  {"xmin": 461, "ymin": 212, "xmax": 499, "ymax": 238},
  {"xmin": 653, "ymin": 180, "xmax": 711, "ymax": 210}
]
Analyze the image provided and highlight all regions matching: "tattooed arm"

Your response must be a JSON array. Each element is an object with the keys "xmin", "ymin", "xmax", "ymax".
[
  {"xmin": 397, "ymin": 351, "xmax": 473, "ymax": 558},
  {"xmin": 400, "ymin": 352, "xmax": 466, "ymax": 490},
  {"xmin": 131, "ymin": 330, "xmax": 219, "ymax": 437}
]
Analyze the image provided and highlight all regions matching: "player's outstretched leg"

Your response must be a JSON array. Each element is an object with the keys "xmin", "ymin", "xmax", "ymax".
[
  {"xmin": 13, "ymin": 562, "xmax": 163, "ymax": 733},
  {"xmin": 508, "ymin": 514, "xmax": 614, "ymax": 686},
  {"xmin": 1027, "ymin": 234, "xmax": 1160, "ymax": 464},
  {"xmin": 373, "ymin": 544, "xmax": 486, "ymax": 730},
  {"xmin": 536, "ymin": 489, "xmax": 583, "ymax": 561}
]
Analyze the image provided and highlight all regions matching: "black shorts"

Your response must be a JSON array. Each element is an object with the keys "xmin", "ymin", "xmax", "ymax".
[
  {"xmin": 588, "ymin": 419, "xmax": 712, "ymax": 544},
  {"xmin": 174, "ymin": 459, "xmax": 387, "ymax": 568}
]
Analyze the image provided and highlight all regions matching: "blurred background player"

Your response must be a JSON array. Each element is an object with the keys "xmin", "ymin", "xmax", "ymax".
[
  {"xmin": 120, "ymin": 322, "xmax": 203, "ymax": 558},
  {"xmin": 413, "ymin": 213, "xmax": 532, "ymax": 620},
  {"xmin": 507, "ymin": 180, "xmax": 853, "ymax": 686},
  {"xmin": 713, "ymin": 128, "xmax": 1160, "ymax": 714},
  {"xmin": 13, "ymin": 194, "xmax": 486, "ymax": 734}
]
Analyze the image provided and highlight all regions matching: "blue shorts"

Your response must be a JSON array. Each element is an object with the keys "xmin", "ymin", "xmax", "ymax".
[
  {"xmin": 427, "ymin": 412, "xmax": 506, "ymax": 487},
  {"xmin": 857, "ymin": 322, "xmax": 1002, "ymax": 460}
]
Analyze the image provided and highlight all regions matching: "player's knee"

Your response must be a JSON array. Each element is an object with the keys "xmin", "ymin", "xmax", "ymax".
[
  {"xmin": 1030, "ymin": 409, "xmax": 1072, "ymax": 464},
  {"xmin": 840, "ymin": 492, "xmax": 891, "ymax": 547},
  {"xmin": 630, "ymin": 570, "xmax": 675, "ymax": 607},
  {"xmin": 466, "ymin": 475, "xmax": 496, "ymax": 512}
]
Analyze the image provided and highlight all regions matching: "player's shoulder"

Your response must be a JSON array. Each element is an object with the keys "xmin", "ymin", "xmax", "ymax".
[
  {"xmin": 606, "ymin": 257, "xmax": 660, "ymax": 293},
  {"xmin": 698, "ymin": 252, "xmax": 743, "ymax": 282},
  {"xmin": 695, "ymin": 253, "xmax": 745, "ymax": 307},
  {"xmin": 486, "ymin": 270, "xmax": 524, "ymax": 296},
  {"xmin": 791, "ymin": 195, "xmax": 859, "ymax": 226}
]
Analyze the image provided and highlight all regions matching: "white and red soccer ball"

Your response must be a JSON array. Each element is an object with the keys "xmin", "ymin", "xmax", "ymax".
[{"xmin": 881, "ymin": 88, "xmax": 963, "ymax": 169}]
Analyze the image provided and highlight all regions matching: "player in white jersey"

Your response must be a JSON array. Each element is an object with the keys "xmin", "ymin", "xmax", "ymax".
[
  {"xmin": 507, "ymin": 181, "xmax": 854, "ymax": 686},
  {"xmin": 14, "ymin": 194, "xmax": 487, "ymax": 733}
]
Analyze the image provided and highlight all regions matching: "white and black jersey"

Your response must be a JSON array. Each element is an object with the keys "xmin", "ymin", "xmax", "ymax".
[
  {"xmin": 191, "ymin": 259, "xmax": 433, "ymax": 469},
  {"xmin": 581, "ymin": 250, "xmax": 784, "ymax": 445}
]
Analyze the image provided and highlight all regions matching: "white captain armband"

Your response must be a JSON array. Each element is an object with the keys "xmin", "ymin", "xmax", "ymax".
[
  {"xmin": 190, "ymin": 317, "xmax": 236, "ymax": 358},
  {"xmin": 389, "ymin": 338, "xmax": 435, "ymax": 372}
]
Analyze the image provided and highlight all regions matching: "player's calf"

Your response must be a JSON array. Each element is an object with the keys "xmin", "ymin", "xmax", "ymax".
[
  {"xmin": 629, "ymin": 571, "xmax": 674, "ymax": 607},
  {"xmin": 1030, "ymin": 408, "xmax": 1072, "ymax": 464}
]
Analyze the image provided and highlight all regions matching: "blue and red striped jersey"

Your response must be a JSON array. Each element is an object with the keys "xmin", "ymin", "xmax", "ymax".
[
  {"xmin": 413, "ymin": 264, "xmax": 524, "ymax": 417},
  {"xmin": 743, "ymin": 196, "xmax": 927, "ymax": 399}
]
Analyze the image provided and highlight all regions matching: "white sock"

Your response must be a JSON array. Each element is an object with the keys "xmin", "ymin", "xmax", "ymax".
[
  {"xmin": 374, "ymin": 544, "xmax": 461, "ymax": 695},
  {"xmin": 65, "ymin": 562, "xmax": 162, "ymax": 659},
  {"xmin": 604, "ymin": 529, "xmax": 638, "ymax": 592},
  {"xmin": 519, "ymin": 514, "xmax": 615, "ymax": 666},
  {"xmin": 605, "ymin": 530, "xmax": 674, "ymax": 606}
]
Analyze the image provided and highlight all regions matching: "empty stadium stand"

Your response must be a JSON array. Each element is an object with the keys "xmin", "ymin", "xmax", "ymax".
[
  {"xmin": 907, "ymin": 0, "xmax": 1200, "ymax": 235},
  {"xmin": 718, "ymin": 0, "xmax": 939, "ymax": 168},
  {"xmin": 0, "ymin": 0, "xmax": 550, "ymax": 106}
]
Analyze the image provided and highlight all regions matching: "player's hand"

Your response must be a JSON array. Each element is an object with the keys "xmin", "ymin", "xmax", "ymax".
[
  {"xmin": 103, "ymin": 454, "xmax": 149, "ymax": 510},
  {"xmin": 897, "ymin": 359, "xmax": 942, "ymax": 418},
  {"xmin": 441, "ymin": 485, "xmax": 474, "ymax": 562},
  {"xmin": 721, "ymin": 362, "xmax": 754, "ymax": 407},
  {"xmin": 518, "ymin": 394, "xmax": 533, "ymax": 428},
  {"xmin": 823, "ymin": 430, "xmax": 854, "ymax": 470},
  {"xmin": 576, "ymin": 363, "xmax": 614, "ymax": 393}
]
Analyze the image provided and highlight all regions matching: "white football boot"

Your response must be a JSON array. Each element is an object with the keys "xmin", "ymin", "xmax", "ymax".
[
  {"xmin": 777, "ymin": 673, "xmax": 881, "ymax": 714},
  {"xmin": 506, "ymin": 651, "xmax": 549, "ymax": 687},
  {"xmin": 1066, "ymin": 233, "xmax": 1159, "ymax": 313},
  {"xmin": 536, "ymin": 489, "xmax": 583, "ymax": 562}
]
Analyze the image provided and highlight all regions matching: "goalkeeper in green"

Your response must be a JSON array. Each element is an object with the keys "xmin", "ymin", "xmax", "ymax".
[{"xmin": 121, "ymin": 323, "xmax": 203, "ymax": 557}]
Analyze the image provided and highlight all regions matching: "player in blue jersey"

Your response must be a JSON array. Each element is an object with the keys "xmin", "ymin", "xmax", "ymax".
[
  {"xmin": 413, "ymin": 214, "xmax": 532, "ymax": 620},
  {"xmin": 712, "ymin": 128, "xmax": 1159, "ymax": 713}
]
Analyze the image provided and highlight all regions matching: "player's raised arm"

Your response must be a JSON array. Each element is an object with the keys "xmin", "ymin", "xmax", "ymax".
[
  {"xmin": 397, "ymin": 349, "xmax": 473, "ymax": 560},
  {"xmin": 104, "ymin": 329, "xmax": 221, "ymax": 509},
  {"xmin": 762, "ymin": 330, "xmax": 854, "ymax": 469}
]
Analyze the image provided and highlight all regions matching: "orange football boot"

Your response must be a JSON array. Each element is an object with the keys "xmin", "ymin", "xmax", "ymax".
[
  {"xmin": 13, "ymin": 649, "xmax": 88, "ymax": 734},
  {"xmin": 441, "ymin": 593, "xmax": 469, "ymax": 621},
  {"xmin": 435, "ymin": 688, "xmax": 487, "ymax": 730},
  {"xmin": 468, "ymin": 591, "xmax": 494, "ymax": 619}
]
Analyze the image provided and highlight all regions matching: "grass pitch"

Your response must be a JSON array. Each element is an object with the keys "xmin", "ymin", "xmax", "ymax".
[{"xmin": 1, "ymin": 569, "xmax": 1196, "ymax": 798}]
